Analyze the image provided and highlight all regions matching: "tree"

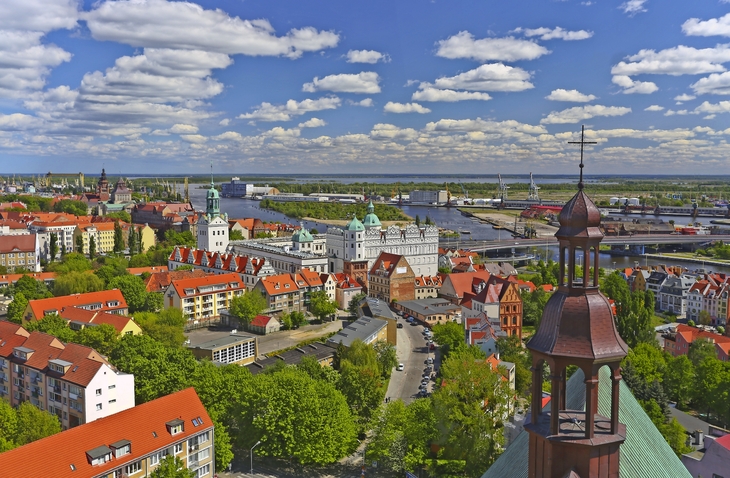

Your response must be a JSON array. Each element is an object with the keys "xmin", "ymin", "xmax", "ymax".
[
  {"xmin": 75, "ymin": 235, "xmax": 83, "ymax": 253},
  {"xmin": 13, "ymin": 275, "xmax": 52, "ymax": 300},
  {"xmin": 49, "ymin": 233, "xmax": 58, "ymax": 262},
  {"xmin": 229, "ymin": 290, "xmax": 267, "ymax": 325},
  {"xmin": 113, "ymin": 221, "xmax": 124, "ymax": 253},
  {"xmin": 348, "ymin": 292, "xmax": 367, "ymax": 316},
  {"xmin": 7, "ymin": 292, "xmax": 28, "ymax": 323},
  {"xmin": 24, "ymin": 314, "xmax": 77, "ymax": 342},
  {"xmin": 688, "ymin": 337, "xmax": 717, "ymax": 367},
  {"xmin": 432, "ymin": 321, "xmax": 467, "ymax": 357},
  {"xmin": 15, "ymin": 401, "xmax": 61, "ymax": 446},
  {"xmin": 521, "ymin": 288, "xmax": 551, "ymax": 327},
  {"xmin": 698, "ymin": 310, "xmax": 712, "ymax": 326},
  {"xmin": 290, "ymin": 310, "xmax": 307, "ymax": 327},
  {"xmin": 53, "ymin": 271, "xmax": 105, "ymax": 296},
  {"xmin": 133, "ymin": 309, "xmax": 187, "ymax": 348},
  {"xmin": 106, "ymin": 211, "xmax": 132, "ymax": 223},
  {"xmin": 76, "ymin": 324, "xmax": 119, "ymax": 356},
  {"xmin": 148, "ymin": 455, "xmax": 196, "ymax": 478},
  {"xmin": 128, "ymin": 225, "xmax": 138, "ymax": 255},
  {"xmin": 234, "ymin": 367, "xmax": 358, "ymax": 465},
  {"xmin": 109, "ymin": 275, "xmax": 149, "ymax": 313},
  {"xmin": 415, "ymin": 215, "xmax": 421, "ymax": 226},
  {"xmin": 88, "ymin": 236, "xmax": 96, "ymax": 259},
  {"xmin": 625, "ymin": 342, "xmax": 666, "ymax": 385},
  {"xmin": 373, "ymin": 341, "xmax": 398, "ymax": 378},
  {"xmin": 46, "ymin": 252, "xmax": 92, "ymax": 274},
  {"xmin": 229, "ymin": 229, "xmax": 244, "ymax": 241},
  {"xmin": 53, "ymin": 199, "xmax": 87, "ymax": 216},
  {"xmin": 308, "ymin": 290, "xmax": 337, "ymax": 321}
]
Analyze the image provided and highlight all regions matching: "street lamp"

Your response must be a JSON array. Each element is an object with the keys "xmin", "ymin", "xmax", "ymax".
[{"xmin": 250, "ymin": 440, "xmax": 262, "ymax": 474}]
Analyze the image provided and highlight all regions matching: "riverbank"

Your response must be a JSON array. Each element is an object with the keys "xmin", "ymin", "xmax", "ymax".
[
  {"xmin": 643, "ymin": 253, "xmax": 730, "ymax": 268},
  {"xmin": 303, "ymin": 217, "xmax": 411, "ymax": 228},
  {"xmin": 467, "ymin": 211, "xmax": 559, "ymax": 238}
]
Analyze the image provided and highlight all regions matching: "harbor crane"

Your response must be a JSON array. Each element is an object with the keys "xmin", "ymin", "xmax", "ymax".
[
  {"xmin": 498, "ymin": 174, "xmax": 509, "ymax": 207},
  {"xmin": 458, "ymin": 181, "xmax": 468, "ymax": 200},
  {"xmin": 528, "ymin": 172, "xmax": 540, "ymax": 201}
]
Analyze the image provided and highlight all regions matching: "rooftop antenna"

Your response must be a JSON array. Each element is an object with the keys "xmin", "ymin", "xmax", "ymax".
[{"xmin": 568, "ymin": 125, "xmax": 597, "ymax": 190}]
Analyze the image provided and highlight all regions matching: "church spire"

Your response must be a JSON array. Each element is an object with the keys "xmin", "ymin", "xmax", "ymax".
[{"xmin": 206, "ymin": 160, "xmax": 219, "ymax": 217}]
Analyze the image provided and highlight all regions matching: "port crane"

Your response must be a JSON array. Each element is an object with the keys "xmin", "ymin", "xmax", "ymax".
[
  {"xmin": 498, "ymin": 174, "xmax": 509, "ymax": 207},
  {"xmin": 528, "ymin": 172, "xmax": 540, "ymax": 201}
]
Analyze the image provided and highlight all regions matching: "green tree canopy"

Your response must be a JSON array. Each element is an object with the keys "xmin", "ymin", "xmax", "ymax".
[
  {"xmin": 14, "ymin": 401, "xmax": 62, "ymax": 446},
  {"xmin": 46, "ymin": 252, "xmax": 92, "ymax": 274},
  {"xmin": 348, "ymin": 292, "xmax": 367, "ymax": 316},
  {"xmin": 6, "ymin": 292, "xmax": 29, "ymax": 323},
  {"xmin": 432, "ymin": 321, "xmax": 466, "ymax": 357},
  {"xmin": 229, "ymin": 229, "xmax": 244, "ymax": 241},
  {"xmin": 229, "ymin": 290, "xmax": 267, "ymax": 325},
  {"xmin": 148, "ymin": 456, "xmax": 196, "ymax": 478},
  {"xmin": 373, "ymin": 341, "xmax": 398, "ymax": 378},
  {"xmin": 109, "ymin": 274, "xmax": 150, "ymax": 313},
  {"xmin": 53, "ymin": 199, "xmax": 87, "ymax": 216},
  {"xmin": 308, "ymin": 290, "xmax": 337, "ymax": 321},
  {"xmin": 53, "ymin": 271, "xmax": 105, "ymax": 296}
]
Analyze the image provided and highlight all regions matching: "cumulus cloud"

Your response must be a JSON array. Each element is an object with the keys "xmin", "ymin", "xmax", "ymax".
[
  {"xmin": 219, "ymin": 118, "xmax": 230, "ymax": 126},
  {"xmin": 180, "ymin": 134, "xmax": 207, "ymax": 143},
  {"xmin": 0, "ymin": 29, "xmax": 73, "ymax": 96},
  {"xmin": 383, "ymin": 102, "xmax": 431, "ymax": 114},
  {"xmin": 674, "ymin": 94, "xmax": 696, "ymax": 102},
  {"xmin": 620, "ymin": 0, "xmax": 647, "ymax": 15},
  {"xmin": 545, "ymin": 89, "xmax": 596, "ymax": 102},
  {"xmin": 612, "ymin": 75, "xmax": 658, "ymax": 94},
  {"xmin": 429, "ymin": 64, "xmax": 534, "ymax": 92},
  {"xmin": 0, "ymin": 113, "xmax": 43, "ymax": 131},
  {"xmin": 694, "ymin": 100, "xmax": 730, "ymax": 114},
  {"xmin": 213, "ymin": 131, "xmax": 243, "ymax": 141},
  {"xmin": 691, "ymin": 71, "xmax": 730, "ymax": 95},
  {"xmin": 369, "ymin": 123, "xmax": 419, "ymax": 141},
  {"xmin": 612, "ymin": 44, "xmax": 730, "ymax": 77},
  {"xmin": 238, "ymin": 97, "xmax": 341, "ymax": 122},
  {"xmin": 424, "ymin": 118, "xmax": 547, "ymax": 135},
  {"xmin": 298, "ymin": 117, "xmax": 327, "ymax": 128},
  {"xmin": 303, "ymin": 72, "xmax": 381, "ymax": 94},
  {"xmin": 82, "ymin": 0, "xmax": 338, "ymax": 59},
  {"xmin": 412, "ymin": 88, "xmax": 492, "ymax": 102},
  {"xmin": 541, "ymin": 105, "xmax": 632, "ymax": 124},
  {"xmin": 262, "ymin": 126, "xmax": 301, "ymax": 138},
  {"xmin": 513, "ymin": 26, "xmax": 593, "ymax": 41},
  {"xmin": 683, "ymin": 13, "xmax": 730, "ymax": 37},
  {"xmin": 346, "ymin": 49, "xmax": 389, "ymax": 63},
  {"xmin": 436, "ymin": 31, "xmax": 549, "ymax": 62},
  {"xmin": 170, "ymin": 124, "xmax": 199, "ymax": 134},
  {"xmin": 348, "ymin": 98, "xmax": 374, "ymax": 107},
  {"xmin": 645, "ymin": 105, "xmax": 664, "ymax": 111}
]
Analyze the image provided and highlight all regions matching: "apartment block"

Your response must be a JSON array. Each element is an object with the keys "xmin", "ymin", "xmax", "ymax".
[
  {"xmin": 0, "ymin": 233, "xmax": 40, "ymax": 272},
  {"xmin": 0, "ymin": 387, "xmax": 213, "ymax": 478},
  {"xmin": 0, "ymin": 322, "xmax": 135, "ymax": 430},
  {"xmin": 24, "ymin": 289, "xmax": 129, "ymax": 322},
  {"xmin": 164, "ymin": 272, "xmax": 245, "ymax": 322},
  {"xmin": 253, "ymin": 273, "xmax": 304, "ymax": 314}
]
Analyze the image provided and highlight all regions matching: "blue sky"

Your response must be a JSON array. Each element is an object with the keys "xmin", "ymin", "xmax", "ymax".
[{"xmin": 2, "ymin": 0, "xmax": 730, "ymax": 175}]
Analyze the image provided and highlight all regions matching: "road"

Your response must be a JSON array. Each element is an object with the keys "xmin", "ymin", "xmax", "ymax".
[{"xmin": 386, "ymin": 317, "xmax": 438, "ymax": 404}]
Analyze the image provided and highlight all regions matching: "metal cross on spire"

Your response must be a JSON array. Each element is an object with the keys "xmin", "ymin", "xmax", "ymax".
[{"xmin": 568, "ymin": 125, "xmax": 597, "ymax": 190}]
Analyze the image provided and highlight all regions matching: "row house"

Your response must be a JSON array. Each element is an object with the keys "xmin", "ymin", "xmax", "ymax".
[
  {"xmin": 0, "ymin": 271, "xmax": 56, "ymax": 289},
  {"xmin": 229, "ymin": 218, "xmax": 265, "ymax": 239},
  {"xmin": 57, "ymin": 307, "xmax": 143, "ymax": 336},
  {"xmin": 24, "ymin": 289, "xmax": 129, "ymax": 322},
  {"xmin": 659, "ymin": 275, "xmax": 696, "ymax": 317},
  {"xmin": 414, "ymin": 275, "xmax": 443, "ymax": 299},
  {"xmin": 0, "ymin": 218, "xmax": 31, "ymax": 235},
  {"xmin": 145, "ymin": 269, "xmax": 210, "ymax": 293},
  {"xmin": 465, "ymin": 314, "xmax": 507, "ymax": 357},
  {"xmin": 333, "ymin": 272, "xmax": 363, "ymax": 310},
  {"xmin": 168, "ymin": 246, "xmax": 276, "ymax": 289},
  {"xmin": 439, "ymin": 270, "xmax": 492, "ymax": 305},
  {"xmin": 73, "ymin": 222, "xmax": 117, "ymax": 254},
  {"xmin": 663, "ymin": 324, "xmax": 730, "ymax": 361},
  {"xmin": 0, "ymin": 321, "xmax": 135, "ymax": 429},
  {"xmin": 165, "ymin": 272, "xmax": 245, "ymax": 323},
  {"xmin": 0, "ymin": 233, "xmax": 40, "ymax": 272},
  {"xmin": 462, "ymin": 275, "xmax": 523, "ymax": 338},
  {"xmin": 0, "ymin": 387, "xmax": 213, "ymax": 478},
  {"xmin": 254, "ymin": 273, "xmax": 304, "ymax": 314},
  {"xmin": 368, "ymin": 252, "xmax": 416, "ymax": 303},
  {"xmin": 687, "ymin": 273, "xmax": 730, "ymax": 326},
  {"xmin": 27, "ymin": 213, "xmax": 93, "ymax": 261},
  {"xmin": 295, "ymin": 268, "xmax": 325, "ymax": 307},
  {"xmin": 320, "ymin": 272, "xmax": 337, "ymax": 302}
]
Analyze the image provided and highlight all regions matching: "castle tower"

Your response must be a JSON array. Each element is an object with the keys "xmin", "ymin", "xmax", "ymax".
[
  {"xmin": 197, "ymin": 162, "xmax": 228, "ymax": 253},
  {"xmin": 525, "ymin": 127, "xmax": 628, "ymax": 478},
  {"xmin": 362, "ymin": 200, "xmax": 382, "ymax": 230}
]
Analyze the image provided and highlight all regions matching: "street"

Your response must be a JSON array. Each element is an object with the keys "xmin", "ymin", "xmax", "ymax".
[{"xmin": 386, "ymin": 317, "xmax": 438, "ymax": 404}]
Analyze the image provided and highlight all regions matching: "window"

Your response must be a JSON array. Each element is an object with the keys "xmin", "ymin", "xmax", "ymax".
[
  {"xmin": 96, "ymin": 388, "xmax": 102, "ymax": 396},
  {"xmin": 114, "ymin": 444, "xmax": 130, "ymax": 458},
  {"xmin": 174, "ymin": 443, "xmax": 183, "ymax": 454},
  {"xmin": 96, "ymin": 403, "xmax": 102, "ymax": 411},
  {"xmin": 150, "ymin": 452, "xmax": 161, "ymax": 466},
  {"xmin": 196, "ymin": 464, "xmax": 211, "ymax": 477},
  {"xmin": 109, "ymin": 399, "xmax": 116, "ymax": 404},
  {"xmin": 108, "ymin": 384, "xmax": 116, "ymax": 390},
  {"xmin": 124, "ymin": 461, "xmax": 141, "ymax": 475}
]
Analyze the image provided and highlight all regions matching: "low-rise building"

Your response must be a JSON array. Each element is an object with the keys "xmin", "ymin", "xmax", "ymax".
[
  {"xmin": 187, "ymin": 332, "xmax": 258, "ymax": 365},
  {"xmin": 659, "ymin": 275, "xmax": 695, "ymax": 317},
  {"xmin": 248, "ymin": 314, "xmax": 281, "ymax": 335},
  {"xmin": 0, "ymin": 233, "xmax": 40, "ymax": 272},
  {"xmin": 24, "ymin": 289, "xmax": 129, "ymax": 322},
  {"xmin": 368, "ymin": 252, "xmax": 415, "ymax": 303},
  {"xmin": 394, "ymin": 298, "xmax": 461, "ymax": 328},
  {"xmin": 682, "ymin": 434, "xmax": 730, "ymax": 478},
  {"xmin": 57, "ymin": 307, "xmax": 143, "ymax": 336},
  {"xmin": 333, "ymin": 272, "xmax": 363, "ymax": 310},
  {"xmin": 254, "ymin": 273, "xmax": 304, "ymax": 315},
  {"xmin": 328, "ymin": 316, "xmax": 389, "ymax": 348},
  {"xmin": 246, "ymin": 342, "xmax": 338, "ymax": 375},
  {"xmin": 662, "ymin": 324, "xmax": 730, "ymax": 359},
  {"xmin": 0, "ymin": 321, "xmax": 135, "ymax": 429},
  {"xmin": 414, "ymin": 275, "xmax": 442, "ymax": 299},
  {"xmin": 686, "ymin": 273, "xmax": 730, "ymax": 325},
  {"xmin": 164, "ymin": 272, "xmax": 245, "ymax": 323},
  {"xmin": 0, "ymin": 387, "xmax": 214, "ymax": 478}
]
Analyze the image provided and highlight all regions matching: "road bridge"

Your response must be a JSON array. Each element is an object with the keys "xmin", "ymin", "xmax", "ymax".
[{"xmin": 438, "ymin": 234, "xmax": 730, "ymax": 253}]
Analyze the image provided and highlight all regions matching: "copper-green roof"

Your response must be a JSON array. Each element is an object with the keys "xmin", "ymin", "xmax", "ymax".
[
  {"xmin": 362, "ymin": 200, "xmax": 381, "ymax": 229},
  {"xmin": 292, "ymin": 228, "xmax": 313, "ymax": 243},
  {"xmin": 482, "ymin": 367, "xmax": 691, "ymax": 478},
  {"xmin": 346, "ymin": 216, "xmax": 365, "ymax": 231}
]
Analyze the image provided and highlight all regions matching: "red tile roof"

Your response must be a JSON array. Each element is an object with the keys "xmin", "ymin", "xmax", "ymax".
[
  {"xmin": 58, "ymin": 306, "xmax": 138, "ymax": 334},
  {"xmin": 258, "ymin": 273, "xmax": 300, "ymax": 296},
  {"xmin": 0, "ymin": 234, "xmax": 36, "ymax": 253},
  {"xmin": 369, "ymin": 252, "xmax": 410, "ymax": 277},
  {"xmin": 442, "ymin": 271, "xmax": 491, "ymax": 300},
  {"xmin": 27, "ymin": 290, "xmax": 128, "ymax": 320},
  {"xmin": 144, "ymin": 269, "xmax": 210, "ymax": 292},
  {"xmin": 715, "ymin": 433, "xmax": 730, "ymax": 451},
  {"xmin": 0, "ymin": 388, "xmax": 211, "ymax": 478},
  {"xmin": 0, "ymin": 272, "xmax": 56, "ymax": 286},
  {"xmin": 250, "ymin": 315, "xmax": 273, "ymax": 327},
  {"xmin": 127, "ymin": 266, "xmax": 168, "ymax": 276},
  {"xmin": 169, "ymin": 272, "xmax": 243, "ymax": 298}
]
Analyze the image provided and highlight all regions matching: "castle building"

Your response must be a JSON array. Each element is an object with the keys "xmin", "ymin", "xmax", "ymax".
[
  {"xmin": 197, "ymin": 175, "xmax": 229, "ymax": 254},
  {"xmin": 326, "ymin": 201, "xmax": 439, "ymax": 285}
]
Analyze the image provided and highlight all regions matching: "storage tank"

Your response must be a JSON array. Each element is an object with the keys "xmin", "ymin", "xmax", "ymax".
[
  {"xmin": 628, "ymin": 198, "xmax": 640, "ymax": 206},
  {"xmin": 609, "ymin": 197, "xmax": 620, "ymax": 205},
  {"xmin": 619, "ymin": 197, "xmax": 629, "ymax": 205}
]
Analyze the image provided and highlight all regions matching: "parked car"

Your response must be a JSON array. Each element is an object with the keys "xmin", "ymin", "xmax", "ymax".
[
  {"xmin": 397, "ymin": 323, "xmax": 404, "ymax": 328},
  {"xmin": 427, "ymin": 357, "xmax": 434, "ymax": 365},
  {"xmin": 397, "ymin": 363, "xmax": 405, "ymax": 371}
]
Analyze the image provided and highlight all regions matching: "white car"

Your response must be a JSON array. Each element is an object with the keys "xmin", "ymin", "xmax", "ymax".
[{"xmin": 396, "ymin": 363, "xmax": 405, "ymax": 371}]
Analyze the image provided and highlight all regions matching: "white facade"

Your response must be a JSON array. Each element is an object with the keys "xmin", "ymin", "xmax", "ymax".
[
  {"xmin": 197, "ymin": 215, "xmax": 229, "ymax": 253},
  {"xmin": 228, "ymin": 241, "xmax": 329, "ymax": 274},
  {"xmin": 79, "ymin": 364, "xmax": 135, "ymax": 424}
]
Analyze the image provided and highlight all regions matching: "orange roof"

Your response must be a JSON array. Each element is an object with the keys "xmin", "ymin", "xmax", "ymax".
[
  {"xmin": 28, "ymin": 290, "xmax": 127, "ymax": 320},
  {"xmin": 144, "ymin": 268, "xmax": 210, "ymax": 292},
  {"xmin": 58, "ymin": 307, "xmax": 138, "ymax": 334},
  {"xmin": 258, "ymin": 273, "xmax": 300, "ymax": 296},
  {"xmin": 127, "ymin": 266, "xmax": 168, "ymax": 276},
  {"xmin": 169, "ymin": 272, "xmax": 244, "ymax": 298},
  {"xmin": 369, "ymin": 252, "xmax": 409, "ymax": 277},
  {"xmin": 0, "ymin": 271, "xmax": 56, "ymax": 286},
  {"xmin": 298, "ymin": 268, "xmax": 323, "ymax": 288},
  {"xmin": 442, "ymin": 271, "xmax": 491, "ymax": 299},
  {"xmin": 0, "ymin": 388, "xmax": 211, "ymax": 478}
]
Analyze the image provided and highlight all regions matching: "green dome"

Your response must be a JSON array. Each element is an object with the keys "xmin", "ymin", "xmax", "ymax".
[
  {"xmin": 346, "ymin": 216, "xmax": 365, "ymax": 231},
  {"xmin": 362, "ymin": 200, "xmax": 381, "ymax": 229},
  {"xmin": 292, "ymin": 228, "xmax": 314, "ymax": 243},
  {"xmin": 207, "ymin": 185, "xmax": 219, "ymax": 199}
]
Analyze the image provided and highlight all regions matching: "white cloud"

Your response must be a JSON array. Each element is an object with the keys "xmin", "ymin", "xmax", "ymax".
[
  {"xmin": 429, "ymin": 64, "xmax": 534, "ymax": 92},
  {"xmin": 664, "ymin": 109, "xmax": 689, "ymax": 116},
  {"xmin": 352, "ymin": 98, "xmax": 373, "ymax": 107},
  {"xmin": 412, "ymin": 88, "xmax": 492, "ymax": 102},
  {"xmin": 180, "ymin": 134, "xmax": 207, "ymax": 143},
  {"xmin": 645, "ymin": 105, "xmax": 664, "ymax": 111},
  {"xmin": 674, "ymin": 94, "xmax": 696, "ymax": 102},
  {"xmin": 298, "ymin": 117, "xmax": 327, "ymax": 128},
  {"xmin": 691, "ymin": 71, "xmax": 730, "ymax": 95},
  {"xmin": 219, "ymin": 118, "xmax": 230, "ymax": 126},
  {"xmin": 513, "ymin": 26, "xmax": 593, "ymax": 41},
  {"xmin": 683, "ymin": 13, "xmax": 730, "ymax": 37},
  {"xmin": 238, "ymin": 97, "xmax": 341, "ymax": 122},
  {"xmin": 0, "ymin": 113, "xmax": 42, "ymax": 131},
  {"xmin": 369, "ymin": 123, "xmax": 419, "ymax": 141},
  {"xmin": 346, "ymin": 50, "xmax": 389, "ymax": 64},
  {"xmin": 262, "ymin": 126, "xmax": 301, "ymax": 138},
  {"xmin": 0, "ymin": 0, "xmax": 78, "ymax": 31},
  {"xmin": 383, "ymin": 102, "xmax": 431, "ymax": 114},
  {"xmin": 612, "ymin": 75, "xmax": 658, "ymax": 94},
  {"xmin": 0, "ymin": 30, "xmax": 73, "ymax": 97},
  {"xmin": 170, "ymin": 124, "xmax": 199, "ymax": 134},
  {"xmin": 545, "ymin": 89, "xmax": 596, "ymax": 102},
  {"xmin": 424, "ymin": 118, "xmax": 547, "ymax": 135},
  {"xmin": 303, "ymin": 72, "xmax": 381, "ymax": 94},
  {"xmin": 213, "ymin": 131, "xmax": 243, "ymax": 141},
  {"xmin": 694, "ymin": 100, "xmax": 730, "ymax": 114},
  {"xmin": 612, "ymin": 44, "xmax": 730, "ymax": 77},
  {"xmin": 436, "ymin": 31, "xmax": 549, "ymax": 62},
  {"xmin": 83, "ymin": 0, "xmax": 339, "ymax": 59},
  {"xmin": 620, "ymin": 0, "xmax": 647, "ymax": 15},
  {"xmin": 541, "ymin": 105, "xmax": 632, "ymax": 124}
]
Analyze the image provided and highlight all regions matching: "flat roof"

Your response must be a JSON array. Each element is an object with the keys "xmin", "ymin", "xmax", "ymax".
[
  {"xmin": 187, "ymin": 333, "xmax": 256, "ymax": 351},
  {"xmin": 328, "ymin": 317, "xmax": 388, "ymax": 348},
  {"xmin": 397, "ymin": 298, "xmax": 461, "ymax": 317}
]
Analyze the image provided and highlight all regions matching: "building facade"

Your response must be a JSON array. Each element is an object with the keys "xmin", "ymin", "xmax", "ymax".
[
  {"xmin": 164, "ymin": 272, "xmax": 245, "ymax": 322},
  {"xmin": 0, "ymin": 233, "xmax": 40, "ymax": 272},
  {"xmin": 367, "ymin": 252, "xmax": 416, "ymax": 303},
  {"xmin": 24, "ymin": 289, "xmax": 129, "ymax": 322}
]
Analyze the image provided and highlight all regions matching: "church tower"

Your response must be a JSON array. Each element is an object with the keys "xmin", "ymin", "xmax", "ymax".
[
  {"xmin": 96, "ymin": 168, "xmax": 110, "ymax": 201},
  {"xmin": 525, "ymin": 126, "xmax": 629, "ymax": 478},
  {"xmin": 197, "ymin": 162, "xmax": 229, "ymax": 253}
]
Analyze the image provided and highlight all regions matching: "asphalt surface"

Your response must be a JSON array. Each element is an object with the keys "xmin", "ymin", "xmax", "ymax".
[{"xmin": 386, "ymin": 317, "xmax": 438, "ymax": 404}]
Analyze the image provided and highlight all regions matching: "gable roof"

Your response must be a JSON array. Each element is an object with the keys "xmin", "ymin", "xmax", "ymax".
[
  {"xmin": 442, "ymin": 270, "xmax": 492, "ymax": 300},
  {"xmin": 0, "ymin": 234, "xmax": 36, "ymax": 253},
  {"xmin": 0, "ymin": 388, "xmax": 211, "ymax": 478},
  {"xmin": 481, "ymin": 367, "xmax": 692, "ymax": 478},
  {"xmin": 57, "ymin": 306, "xmax": 139, "ymax": 334},
  {"xmin": 369, "ymin": 252, "xmax": 411, "ymax": 277},
  {"xmin": 250, "ymin": 315, "xmax": 273, "ymax": 327},
  {"xmin": 144, "ymin": 268, "xmax": 210, "ymax": 292},
  {"xmin": 168, "ymin": 272, "xmax": 243, "ymax": 298},
  {"xmin": 28, "ymin": 289, "xmax": 127, "ymax": 320},
  {"xmin": 257, "ymin": 273, "xmax": 300, "ymax": 296}
]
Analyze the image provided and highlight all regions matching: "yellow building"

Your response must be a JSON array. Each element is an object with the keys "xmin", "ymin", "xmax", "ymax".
[
  {"xmin": 164, "ymin": 272, "xmax": 245, "ymax": 323},
  {"xmin": 72, "ymin": 222, "xmax": 116, "ymax": 254}
]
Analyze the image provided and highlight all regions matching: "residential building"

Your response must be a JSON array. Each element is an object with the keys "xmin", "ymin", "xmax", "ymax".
[
  {"xmin": 229, "ymin": 218, "xmax": 265, "ymax": 239},
  {"xmin": 414, "ymin": 275, "xmax": 442, "ymax": 299},
  {"xmin": 394, "ymin": 298, "xmax": 461, "ymax": 327},
  {"xmin": 168, "ymin": 246, "xmax": 276, "ymax": 289},
  {"xmin": 145, "ymin": 268, "xmax": 210, "ymax": 293},
  {"xmin": 320, "ymin": 272, "xmax": 337, "ymax": 302},
  {"xmin": 187, "ymin": 332, "xmax": 257, "ymax": 365},
  {"xmin": 659, "ymin": 275, "xmax": 695, "ymax": 316},
  {"xmin": 57, "ymin": 307, "xmax": 143, "ymax": 336},
  {"xmin": 0, "ymin": 387, "xmax": 214, "ymax": 478},
  {"xmin": 465, "ymin": 314, "xmax": 506, "ymax": 356},
  {"xmin": 326, "ymin": 201, "xmax": 439, "ymax": 278},
  {"xmin": 0, "ymin": 233, "xmax": 40, "ymax": 272},
  {"xmin": 73, "ymin": 221, "xmax": 120, "ymax": 254},
  {"xmin": 646, "ymin": 270, "xmax": 669, "ymax": 308},
  {"xmin": 629, "ymin": 269, "xmax": 650, "ymax": 292},
  {"xmin": 24, "ymin": 289, "xmax": 129, "ymax": 322},
  {"xmin": 254, "ymin": 273, "xmax": 303, "ymax": 314},
  {"xmin": 0, "ymin": 321, "xmax": 135, "ymax": 429},
  {"xmin": 0, "ymin": 271, "xmax": 56, "ymax": 289},
  {"xmin": 368, "ymin": 252, "xmax": 415, "ymax": 303},
  {"xmin": 333, "ymin": 272, "xmax": 363, "ymax": 310},
  {"xmin": 439, "ymin": 270, "xmax": 492, "ymax": 305},
  {"xmin": 164, "ymin": 272, "xmax": 245, "ymax": 323},
  {"xmin": 355, "ymin": 297, "xmax": 398, "ymax": 345},
  {"xmin": 682, "ymin": 434, "xmax": 730, "ymax": 478},
  {"xmin": 0, "ymin": 219, "xmax": 31, "ymax": 235},
  {"xmin": 131, "ymin": 202, "xmax": 195, "ymax": 231},
  {"xmin": 464, "ymin": 276, "xmax": 523, "ymax": 338},
  {"xmin": 686, "ymin": 273, "xmax": 730, "ymax": 325},
  {"xmin": 662, "ymin": 324, "xmax": 730, "ymax": 359}
]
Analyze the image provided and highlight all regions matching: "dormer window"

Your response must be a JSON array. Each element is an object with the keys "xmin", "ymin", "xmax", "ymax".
[
  {"xmin": 13, "ymin": 346, "xmax": 34, "ymax": 361},
  {"xmin": 86, "ymin": 445, "xmax": 113, "ymax": 466},
  {"xmin": 166, "ymin": 418, "xmax": 184, "ymax": 435},
  {"xmin": 110, "ymin": 439, "xmax": 131, "ymax": 458}
]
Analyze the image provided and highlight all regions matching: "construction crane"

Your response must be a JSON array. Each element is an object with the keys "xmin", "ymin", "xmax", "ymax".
[
  {"xmin": 498, "ymin": 174, "xmax": 509, "ymax": 207},
  {"xmin": 458, "ymin": 181, "xmax": 468, "ymax": 200},
  {"xmin": 528, "ymin": 172, "xmax": 540, "ymax": 201}
]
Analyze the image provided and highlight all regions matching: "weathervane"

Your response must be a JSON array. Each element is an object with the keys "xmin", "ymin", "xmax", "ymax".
[{"xmin": 568, "ymin": 125, "xmax": 597, "ymax": 190}]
